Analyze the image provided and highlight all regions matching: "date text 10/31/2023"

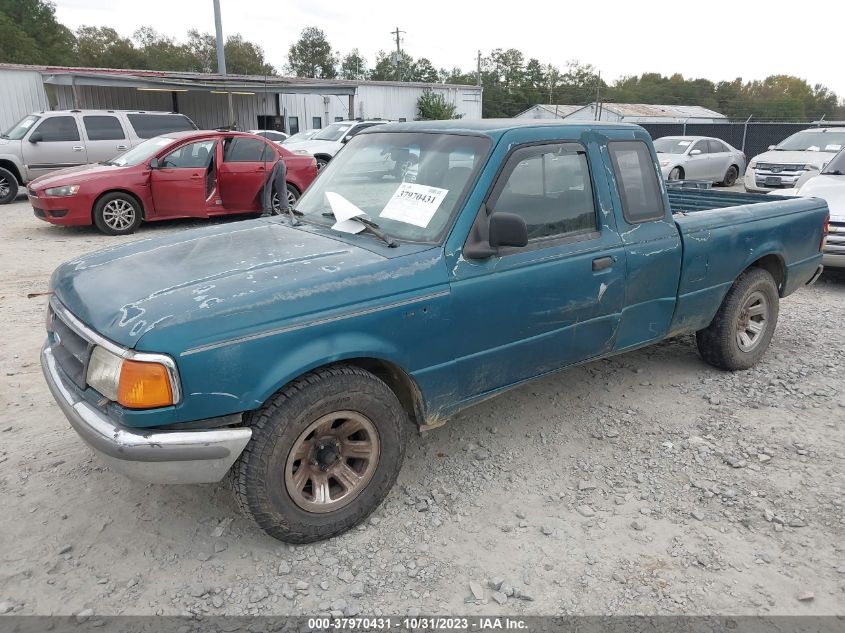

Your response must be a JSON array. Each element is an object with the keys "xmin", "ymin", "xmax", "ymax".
[{"xmin": 306, "ymin": 617, "xmax": 528, "ymax": 630}]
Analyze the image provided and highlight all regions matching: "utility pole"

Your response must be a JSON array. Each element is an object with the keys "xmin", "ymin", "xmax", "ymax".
[
  {"xmin": 390, "ymin": 27, "xmax": 405, "ymax": 82},
  {"xmin": 476, "ymin": 50, "xmax": 481, "ymax": 86},
  {"xmin": 212, "ymin": 0, "xmax": 235, "ymax": 129},
  {"xmin": 594, "ymin": 70, "xmax": 601, "ymax": 121}
]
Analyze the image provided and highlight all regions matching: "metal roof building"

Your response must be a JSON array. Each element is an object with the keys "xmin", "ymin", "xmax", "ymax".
[
  {"xmin": 0, "ymin": 63, "xmax": 483, "ymax": 134},
  {"xmin": 514, "ymin": 102, "xmax": 725, "ymax": 123}
]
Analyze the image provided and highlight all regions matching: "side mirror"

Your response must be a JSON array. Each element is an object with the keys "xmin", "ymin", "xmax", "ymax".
[
  {"xmin": 768, "ymin": 145, "xmax": 776, "ymax": 150},
  {"xmin": 490, "ymin": 212, "xmax": 528, "ymax": 248},
  {"xmin": 341, "ymin": 136, "xmax": 350, "ymax": 144},
  {"xmin": 689, "ymin": 149, "xmax": 702, "ymax": 156},
  {"xmin": 28, "ymin": 131, "xmax": 43, "ymax": 143},
  {"xmin": 149, "ymin": 157, "xmax": 160, "ymax": 169}
]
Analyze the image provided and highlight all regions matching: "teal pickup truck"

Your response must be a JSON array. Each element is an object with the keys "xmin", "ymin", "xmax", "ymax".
[{"xmin": 41, "ymin": 120, "xmax": 828, "ymax": 543}]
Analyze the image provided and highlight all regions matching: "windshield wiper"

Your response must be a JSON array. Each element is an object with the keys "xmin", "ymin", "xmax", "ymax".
[
  {"xmin": 0, "ymin": 133, "xmax": 9, "ymax": 140},
  {"xmin": 322, "ymin": 211, "xmax": 397, "ymax": 248},
  {"xmin": 825, "ymin": 170, "xmax": 844, "ymax": 175}
]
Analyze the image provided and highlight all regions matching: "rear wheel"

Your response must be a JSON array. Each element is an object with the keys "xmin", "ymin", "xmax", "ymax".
[
  {"xmin": 272, "ymin": 184, "xmax": 300, "ymax": 213},
  {"xmin": 0, "ymin": 167, "xmax": 19, "ymax": 205},
  {"xmin": 695, "ymin": 268, "xmax": 779, "ymax": 370},
  {"xmin": 93, "ymin": 192, "xmax": 143, "ymax": 236},
  {"xmin": 721, "ymin": 165, "xmax": 739, "ymax": 187},
  {"xmin": 668, "ymin": 167, "xmax": 683, "ymax": 181},
  {"xmin": 315, "ymin": 157, "xmax": 330, "ymax": 171},
  {"xmin": 230, "ymin": 365, "xmax": 408, "ymax": 543}
]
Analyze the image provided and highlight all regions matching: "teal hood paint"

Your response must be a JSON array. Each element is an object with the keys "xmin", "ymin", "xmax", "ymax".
[{"xmin": 50, "ymin": 218, "xmax": 444, "ymax": 353}]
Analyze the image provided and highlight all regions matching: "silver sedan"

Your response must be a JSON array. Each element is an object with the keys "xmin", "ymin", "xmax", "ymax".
[{"xmin": 654, "ymin": 136, "xmax": 747, "ymax": 186}]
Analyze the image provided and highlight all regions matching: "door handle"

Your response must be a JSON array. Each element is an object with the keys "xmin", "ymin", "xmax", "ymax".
[
  {"xmin": 592, "ymin": 256, "xmax": 613, "ymax": 271},
  {"xmin": 72, "ymin": 146, "xmax": 84, "ymax": 151},
  {"xmin": 190, "ymin": 173, "xmax": 203, "ymax": 179},
  {"xmin": 117, "ymin": 145, "xmax": 128, "ymax": 150}
]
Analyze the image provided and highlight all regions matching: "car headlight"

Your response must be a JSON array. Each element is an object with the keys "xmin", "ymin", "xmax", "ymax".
[
  {"xmin": 292, "ymin": 149, "xmax": 312, "ymax": 155},
  {"xmin": 44, "ymin": 185, "xmax": 80, "ymax": 197},
  {"xmin": 86, "ymin": 345, "xmax": 177, "ymax": 409},
  {"xmin": 802, "ymin": 164, "xmax": 819, "ymax": 171},
  {"xmin": 749, "ymin": 162, "xmax": 757, "ymax": 169}
]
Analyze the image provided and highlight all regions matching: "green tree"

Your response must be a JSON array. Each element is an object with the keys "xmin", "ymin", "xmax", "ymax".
[
  {"xmin": 75, "ymin": 25, "xmax": 144, "ymax": 68},
  {"xmin": 410, "ymin": 57, "xmax": 438, "ymax": 83},
  {"xmin": 286, "ymin": 27, "xmax": 336, "ymax": 78},
  {"xmin": 339, "ymin": 49, "xmax": 367, "ymax": 80},
  {"xmin": 371, "ymin": 50, "xmax": 413, "ymax": 81},
  {"xmin": 133, "ymin": 27, "xmax": 194, "ymax": 71},
  {"xmin": 0, "ymin": 0, "xmax": 76, "ymax": 64},
  {"xmin": 416, "ymin": 89, "xmax": 461, "ymax": 120}
]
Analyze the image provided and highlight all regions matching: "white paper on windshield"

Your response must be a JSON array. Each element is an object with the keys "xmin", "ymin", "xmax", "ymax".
[
  {"xmin": 825, "ymin": 144, "xmax": 842, "ymax": 152},
  {"xmin": 326, "ymin": 191, "xmax": 366, "ymax": 234},
  {"xmin": 379, "ymin": 182, "xmax": 449, "ymax": 228},
  {"xmin": 678, "ymin": 140, "xmax": 691, "ymax": 146},
  {"xmin": 21, "ymin": 119, "xmax": 35, "ymax": 129},
  {"xmin": 808, "ymin": 146, "xmax": 820, "ymax": 152}
]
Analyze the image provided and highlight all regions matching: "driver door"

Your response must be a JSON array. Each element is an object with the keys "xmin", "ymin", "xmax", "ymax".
[{"xmin": 149, "ymin": 139, "xmax": 216, "ymax": 218}]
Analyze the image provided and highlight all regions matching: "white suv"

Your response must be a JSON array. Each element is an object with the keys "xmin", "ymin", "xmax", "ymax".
[
  {"xmin": 284, "ymin": 120, "xmax": 389, "ymax": 170},
  {"xmin": 744, "ymin": 127, "xmax": 845, "ymax": 193},
  {"xmin": 0, "ymin": 109, "xmax": 197, "ymax": 204}
]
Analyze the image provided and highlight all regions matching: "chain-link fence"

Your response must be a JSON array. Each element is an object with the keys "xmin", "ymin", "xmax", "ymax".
[{"xmin": 638, "ymin": 121, "xmax": 845, "ymax": 160}]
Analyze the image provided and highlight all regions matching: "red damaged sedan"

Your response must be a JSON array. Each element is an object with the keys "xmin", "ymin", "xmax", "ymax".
[{"xmin": 28, "ymin": 130, "xmax": 318, "ymax": 235}]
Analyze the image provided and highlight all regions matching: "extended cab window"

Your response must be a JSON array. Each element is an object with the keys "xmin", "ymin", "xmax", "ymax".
[
  {"xmin": 608, "ymin": 140, "xmax": 665, "ymax": 224},
  {"xmin": 32, "ymin": 116, "xmax": 80, "ymax": 142},
  {"xmin": 161, "ymin": 140, "xmax": 215, "ymax": 168},
  {"xmin": 83, "ymin": 115, "xmax": 125, "ymax": 141},
  {"xmin": 127, "ymin": 114, "xmax": 195, "ymax": 139},
  {"xmin": 223, "ymin": 137, "xmax": 270, "ymax": 162},
  {"xmin": 490, "ymin": 143, "xmax": 597, "ymax": 241}
]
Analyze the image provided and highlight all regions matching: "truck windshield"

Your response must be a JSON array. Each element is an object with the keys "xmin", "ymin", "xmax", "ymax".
[
  {"xmin": 106, "ymin": 136, "xmax": 174, "ymax": 167},
  {"xmin": 295, "ymin": 132, "xmax": 490, "ymax": 243},
  {"xmin": 654, "ymin": 138, "xmax": 694, "ymax": 154},
  {"xmin": 822, "ymin": 148, "xmax": 845, "ymax": 175},
  {"xmin": 312, "ymin": 123, "xmax": 353, "ymax": 142},
  {"xmin": 2, "ymin": 115, "xmax": 40, "ymax": 140},
  {"xmin": 776, "ymin": 130, "xmax": 845, "ymax": 153}
]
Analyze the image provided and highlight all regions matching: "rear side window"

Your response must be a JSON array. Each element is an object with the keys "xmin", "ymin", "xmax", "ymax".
[
  {"xmin": 490, "ymin": 143, "xmax": 597, "ymax": 241},
  {"xmin": 127, "ymin": 114, "xmax": 196, "ymax": 139},
  {"xmin": 608, "ymin": 140, "xmax": 665, "ymax": 224},
  {"xmin": 708, "ymin": 139, "xmax": 727, "ymax": 153},
  {"xmin": 83, "ymin": 115, "xmax": 125, "ymax": 141},
  {"xmin": 223, "ymin": 137, "xmax": 269, "ymax": 162},
  {"xmin": 33, "ymin": 116, "xmax": 80, "ymax": 142}
]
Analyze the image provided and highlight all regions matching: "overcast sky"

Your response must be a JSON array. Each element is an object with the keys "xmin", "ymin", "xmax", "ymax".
[{"xmin": 53, "ymin": 0, "xmax": 845, "ymax": 99}]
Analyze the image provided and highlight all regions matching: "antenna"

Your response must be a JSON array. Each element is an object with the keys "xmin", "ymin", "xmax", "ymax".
[{"xmin": 390, "ymin": 27, "xmax": 405, "ymax": 81}]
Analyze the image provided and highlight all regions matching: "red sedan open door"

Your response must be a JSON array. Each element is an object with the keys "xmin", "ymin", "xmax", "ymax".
[
  {"xmin": 218, "ymin": 136, "xmax": 275, "ymax": 212},
  {"xmin": 150, "ymin": 139, "xmax": 217, "ymax": 218}
]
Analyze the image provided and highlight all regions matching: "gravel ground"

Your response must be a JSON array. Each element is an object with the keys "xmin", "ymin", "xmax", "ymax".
[{"xmin": 0, "ymin": 196, "xmax": 843, "ymax": 618}]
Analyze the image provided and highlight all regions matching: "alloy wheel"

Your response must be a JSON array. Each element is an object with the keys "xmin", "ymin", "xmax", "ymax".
[
  {"xmin": 102, "ymin": 199, "xmax": 136, "ymax": 231},
  {"xmin": 736, "ymin": 291, "xmax": 769, "ymax": 352}
]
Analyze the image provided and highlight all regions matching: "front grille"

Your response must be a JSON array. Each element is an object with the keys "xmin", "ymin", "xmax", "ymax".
[
  {"xmin": 756, "ymin": 162, "xmax": 804, "ymax": 172},
  {"xmin": 50, "ymin": 308, "xmax": 92, "ymax": 389},
  {"xmin": 827, "ymin": 220, "xmax": 845, "ymax": 255}
]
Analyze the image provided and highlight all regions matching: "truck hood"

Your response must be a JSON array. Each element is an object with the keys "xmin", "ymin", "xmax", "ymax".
[
  {"xmin": 30, "ymin": 162, "xmax": 127, "ymax": 189},
  {"xmin": 750, "ymin": 150, "xmax": 834, "ymax": 170},
  {"xmin": 50, "ymin": 219, "xmax": 442, "ymax": 353},
  {"xmin": 284, "ymin": 139, "xmax": 342, "ymax": 156}
]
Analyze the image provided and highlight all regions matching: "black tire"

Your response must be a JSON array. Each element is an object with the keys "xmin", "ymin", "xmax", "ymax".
[
  {"xmin": 315, "ymin": 157, "xmax": 330, "ymax": 171},
  {"xmin": 230, "ymin": 365, "xmax": 409, "ymax": 543},
  {"xmin": 695, "ymin": 268, "xmax": 779, "ymax": 371},
  {"xmin": 668, "ymin": 166, "xmax": 683, "ymax": 181},
  {"xmin": 720, "ymin": 165, "xmax": 739, "ymax": 187},
  {"xmin": 0, "ymin": 166, "xmax": 19, "ymax": 205},
  {"xmin": 92, "ymin": 192, "xmax": 143, "ymax": 236},
  {"xmin": 272, "ymin": 183, "xmax": 300, "ymax": 213}
]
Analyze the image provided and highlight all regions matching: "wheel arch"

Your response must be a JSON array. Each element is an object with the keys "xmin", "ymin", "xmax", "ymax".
[
  {"xmin": 92, "ymin": 189, "xmax": 147, "ymax": 220},
  {"xmin": 313, "ymin": 153, "xmax": 333, "ymax": 164},
  {"xmin": 0, "ymin": 159, "xmax": 23, "ymax": 184},
  {"xmin": 747, "ymin": 253, "xmax": 786, "ymax": 296}
]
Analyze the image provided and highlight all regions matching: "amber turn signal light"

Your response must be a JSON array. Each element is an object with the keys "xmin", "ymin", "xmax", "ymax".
[{"xmin": 117, "ymin": 360, "xmax": 174, "ymax": 409}]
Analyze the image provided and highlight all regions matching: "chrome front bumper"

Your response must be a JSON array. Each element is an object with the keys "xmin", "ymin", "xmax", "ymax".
[{"xmin": 41, "ymin": 344, "xmax": 252, "ymax": 484}]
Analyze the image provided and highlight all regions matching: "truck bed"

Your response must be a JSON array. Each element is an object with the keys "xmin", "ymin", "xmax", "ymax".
[{"xmin": 667, "ymin": 187, "xmax": 828, "ymax": 336}]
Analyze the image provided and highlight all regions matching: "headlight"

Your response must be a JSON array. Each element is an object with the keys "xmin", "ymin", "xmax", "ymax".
[
  {"xmin": 802, "ymin": 164, "xmax": 819, "ymax": 171},
  {"xmin": 659, "ymin": 160, "xmax": 670, "ymax": 167},
  {"xmin": 292, "ymin": 149, "xmax": 312, "ymax": 155},
  {"xmin": 749, "ymin": 162, "xmax": 757, "ymax": 169},
  {"xmin": 86, "ymin": 345, "xmax": 176, "ymax": 409},
  {"xmin": 44, "ymin": 185, "xmax": 80, "ymax": 197}
]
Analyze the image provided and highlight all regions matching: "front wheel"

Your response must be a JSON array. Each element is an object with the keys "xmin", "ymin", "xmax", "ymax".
[
  {"xmin": 668, "ymin": 167, "xmax": 682, "ymax": 181},
  {"xmin": 0, "ymin": 167, "xmax": 19, "ymax": 205},
  {"xmin": 695, "ymin": 268, "xmax": 779, "ymax": 370},
  {"xmin": 93, "ymin": 192, "xmax": 142, "ymax": 235},
  {"xmin": 315, "ymin": 157, "xmax": 330, "ymax": 171},
  {"xmin": 230, "ymin": 365, "xmax": 408, "ymax": 543}
]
